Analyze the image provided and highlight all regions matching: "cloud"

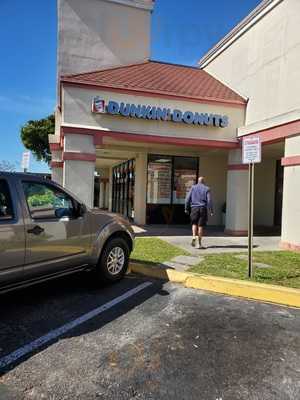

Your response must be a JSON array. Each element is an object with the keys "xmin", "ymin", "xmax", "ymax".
[{"xmin": 0, "ymin": 95, "xmax": 55, "ymax": 117}]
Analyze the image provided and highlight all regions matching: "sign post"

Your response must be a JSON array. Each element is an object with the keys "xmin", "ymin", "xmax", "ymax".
[
  {"xmin": 242, "ymin": 136, "xmax": 261, "ymax": 278},
  {"xmin": 21, "ymin": 151, "xmax": 30, "ymax": 173}
]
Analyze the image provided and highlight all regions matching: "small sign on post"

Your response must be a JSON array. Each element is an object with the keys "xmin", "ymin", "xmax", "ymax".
[
  {"xmin": 242, "ymin": 136, "xmax": 261, "ymax": 278},
  {"xmin": 21, "ymin": 151, "xmax": 30, "ymax": 172},
  {"xmin": 242, "ymin": 136, "xmax": 261, "ymax": 164}
]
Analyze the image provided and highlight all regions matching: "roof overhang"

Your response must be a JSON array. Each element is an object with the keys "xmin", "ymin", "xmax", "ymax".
[
  {"xmin": 61, "ymin": 79, "xmax": 246, "ymax": 109},
  {"xmin": 198, "ymin": 0, "xmax": 283, "ymax": 69}
]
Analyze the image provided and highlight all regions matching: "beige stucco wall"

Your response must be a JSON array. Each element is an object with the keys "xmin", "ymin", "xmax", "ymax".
[
  {"xmin": 198, "ymin": 156, "xmax": 227, "ymax": 226},
  {"xmin": 58, "ymin": 0, "xmax": 152, "ymax": 77},
  {"xmin": 254, "ymin": 159, "xmax": 276, "ymax": 226},
  {"xmin": 63, "ymin": 160, "xmax": 95, "ymax": 207},
  {"xmin": 52, "ymin": 167, "xmax": 63, "ymax": 186},
  {"xmin": 285, "ymin": 134, "xmax": 300, "ymax": 156},
  {"xmin": 281, "ymin": 135, "xmax": 300, "ymax": 245},
  {"xmin": 203, "ymin": 0, "xmax": 300, "ymax": 128},
  {"xmin": 134, "ymin": 152, "xmax": 147, "ymax": 225},
  {"xmin": 64, "ymin": 133, "xmax": 96, "ymax": 154},
  {"xmin": 225, "ymin": 152, "xmax": 277, "ymax": 231},
  {"xmin": 225, "ymin": 149, "xmax": 248, "ymax": 232},
  {"xmin": 63, "ymin": 133, "xmax": 96, "ymax": 207},
  {"xmin": 62, "ymin": 86, "xmax": 245, "ymax": 142}
]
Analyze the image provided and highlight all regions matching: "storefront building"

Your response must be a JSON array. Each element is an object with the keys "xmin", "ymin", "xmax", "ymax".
[{"xmin": 50, "ymin": 0, "xmax": 300, "ymax": 251}]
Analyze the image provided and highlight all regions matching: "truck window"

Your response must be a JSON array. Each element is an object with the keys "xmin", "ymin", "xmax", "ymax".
[
  {"xmin": 22, "ymin": 181, "xmax": 76, "ymax": 220},
  {"xmin": 0, "ymin": 179, "xmax": 14, "ymax": 220}
]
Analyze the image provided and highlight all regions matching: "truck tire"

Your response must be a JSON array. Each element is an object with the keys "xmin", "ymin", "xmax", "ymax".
[{"xmin": 97, "ymin": 237, "xmax": 130, "ymax": 283}]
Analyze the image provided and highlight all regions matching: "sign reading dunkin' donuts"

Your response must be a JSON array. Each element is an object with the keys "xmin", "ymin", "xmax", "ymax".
[{"xmin": 91, "ymin": 96, "xmax": 229, "ymax": 128}]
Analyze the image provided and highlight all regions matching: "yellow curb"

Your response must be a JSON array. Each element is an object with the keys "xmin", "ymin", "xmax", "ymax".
[
  {"xmin": 129, "ymin": 262, "xmax": 190, "ymax": 283},
  {"xmin": 130, "ymin": 261, "xmax": 300, "ymax": 308}
]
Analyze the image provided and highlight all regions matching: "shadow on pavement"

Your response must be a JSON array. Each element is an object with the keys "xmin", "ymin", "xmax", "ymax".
[
  {"xmin": 0, "ymin": 272, "xmax": 167, "ymax": 376},
  {"xmin": 205, "ymin": 244, "xmax": 258, "ymax": 250},
  {"xmin": 133, "ymin": 225, "xmax": 281, "ymax": 238}
]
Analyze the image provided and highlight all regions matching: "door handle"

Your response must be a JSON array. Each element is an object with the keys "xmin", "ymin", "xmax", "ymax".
[{"xmin": 27, "ymin": 225, "xmax": 44, "ymax": 235}]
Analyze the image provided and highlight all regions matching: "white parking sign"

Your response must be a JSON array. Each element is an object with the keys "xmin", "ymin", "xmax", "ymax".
[
  {"xmin": 242, "ymin": 136, "xmax": 261, "ymax": 164},
  {"xmin": 21, "ymin": 151, "xmax": 30, "ymax": 171}
]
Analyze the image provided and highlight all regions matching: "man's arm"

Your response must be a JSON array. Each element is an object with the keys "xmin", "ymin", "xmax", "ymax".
[
  {"xmin": 185, "ymin": 187, "xmax": 193, "ymax": 213},
  {"xmin": 207, "ymin": 189, "xmax": 214, "ymax": 215}
]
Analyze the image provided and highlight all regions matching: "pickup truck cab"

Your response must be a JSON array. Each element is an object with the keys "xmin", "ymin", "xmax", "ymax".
[{"xmin": 0, "ymin": 172, "xmax": 134, "ymax": 293}]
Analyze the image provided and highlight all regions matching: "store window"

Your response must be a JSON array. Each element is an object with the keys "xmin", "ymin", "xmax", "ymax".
[
  {"xmin": 146, "ymin": 155, "xmax": 198, "ymax": 224},
  {"xmin": 147, "ymin": 155, "xmax": 172, "ymax": 204},
  {"xmin": 173, "ymin": 157, "xmax": 198, "ymax": 204}
]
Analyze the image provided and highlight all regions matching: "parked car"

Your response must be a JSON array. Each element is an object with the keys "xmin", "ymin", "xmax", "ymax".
[{"xmin": 0, "ymin": 172, "xmax": 134, "ymax": 293}]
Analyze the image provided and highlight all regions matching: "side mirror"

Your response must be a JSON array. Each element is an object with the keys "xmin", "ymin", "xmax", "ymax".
[{"xmin": 78, "ymin": 203, "xmax": 86, "ymax": 217}]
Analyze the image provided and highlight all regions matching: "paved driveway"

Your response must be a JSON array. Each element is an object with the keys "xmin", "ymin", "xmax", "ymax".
[{"xmin": 0, "ymin": 274, "xmax": 299, "ymax": 399}]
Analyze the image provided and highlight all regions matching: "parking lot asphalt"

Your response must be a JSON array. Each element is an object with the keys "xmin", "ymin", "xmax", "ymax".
[{"xmin": 0, "ymin": 273, "xmax": 299, "ymax": 400}]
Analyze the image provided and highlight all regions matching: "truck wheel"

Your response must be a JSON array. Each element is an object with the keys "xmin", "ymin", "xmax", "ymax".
[{"xmin": 97, "ymin": 237, "xmax": 130, "ymax": 283}]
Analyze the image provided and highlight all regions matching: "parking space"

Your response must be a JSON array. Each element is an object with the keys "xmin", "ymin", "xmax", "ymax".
[{"xmin": 0, "ymin": 274, "xmax": 300, "ymax": 400}]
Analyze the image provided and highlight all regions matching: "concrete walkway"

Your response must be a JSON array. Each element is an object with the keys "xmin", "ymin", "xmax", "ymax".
[
  {"xmin": 163, "ymin": 234, "xmax": 281, "ymax": 255},
  {"xmin": 132, "ymin": 224, "xmax": 281, "ymax": 255},
  {"xmin": 132, "ymin": 224, "xmax": 281, "ymax": 272}
]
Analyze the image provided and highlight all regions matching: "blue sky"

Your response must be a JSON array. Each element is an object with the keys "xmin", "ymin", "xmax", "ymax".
[{"xmin": 0, "ymin": 0, "xmax": 261, "ymax": 172}]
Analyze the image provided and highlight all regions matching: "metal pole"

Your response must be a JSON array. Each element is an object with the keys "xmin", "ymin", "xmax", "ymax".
[{"xmin": 248, "ymin": 163, "xmax": 254, "ymax": 278}]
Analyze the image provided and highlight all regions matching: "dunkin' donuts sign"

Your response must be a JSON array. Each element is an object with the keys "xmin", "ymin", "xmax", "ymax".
[{"xmin": 91, "ymin": 96, "xmax": 229, "ymax": 128}]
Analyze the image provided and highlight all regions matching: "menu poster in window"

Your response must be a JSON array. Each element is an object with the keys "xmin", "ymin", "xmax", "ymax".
[
  {"xmin": 147, "ymin": 162, "xmax": 172, "ymax": 204},
  {"xmin": 173, "ymin": 170, "xmax": 196, "ymax": 204}
]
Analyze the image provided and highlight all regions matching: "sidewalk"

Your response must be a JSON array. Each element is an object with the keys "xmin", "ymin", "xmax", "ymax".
[
  {"xmin": 163, "ymin": 235, "xmax": 280, "ymax": 256},
  {"xmin": 132, "ymin": 225, "xmax": 281, "ymax": 257}
]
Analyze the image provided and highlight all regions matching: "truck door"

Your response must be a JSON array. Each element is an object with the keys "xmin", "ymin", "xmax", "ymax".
[
  {"xmin": 20, "ymin": 179, "xmax": 90, "ymax": 279},
  {"xmin": 0, "ymin": 177, "xmax": 25, "ymax": 285}
]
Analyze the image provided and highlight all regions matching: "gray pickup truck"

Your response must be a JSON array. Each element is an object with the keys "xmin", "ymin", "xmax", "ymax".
[{"xmin": 0, "ymin": 172, "xmax": 134, "ymax": 293}]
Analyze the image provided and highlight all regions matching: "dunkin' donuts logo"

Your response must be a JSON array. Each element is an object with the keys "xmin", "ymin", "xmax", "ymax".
[
  {"xmin": 92, "ymin": 97, "xmax": 105, "ymax": 113},
  {"xmin": 91, "ymin": 97, "xmax": 229, "ymax": 128}
]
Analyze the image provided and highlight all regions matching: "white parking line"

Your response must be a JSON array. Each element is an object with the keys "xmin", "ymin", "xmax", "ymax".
[{"xmin": 0, "ymin": 281, "xmax": 152, "ymax": 370}]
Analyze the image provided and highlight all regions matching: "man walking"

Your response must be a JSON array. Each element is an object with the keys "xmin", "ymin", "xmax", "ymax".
[{"xmin": 185, "ymin": 176, "xmax": 213, "ymax": 249}]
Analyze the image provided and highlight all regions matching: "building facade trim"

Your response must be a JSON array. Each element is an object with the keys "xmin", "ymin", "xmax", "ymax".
[
  {"xmin": 227, "ymin": 164, "xmax": 248, "ymax": 171},
  {"xmin": 240, "ymin": 119, "xmax": 300, "ymax": 144},
  {"xmin": 63, "ymin": 152, "xmax": 97, "ymax": 162},
  {"xmin": 238, "ymin": 109, "xmax": 300, "ymax": 137},
  {"xmin": 50, "ymin": 161, "xmax": 64, "ymax": 168},
  {"xmin": 280, "ymin": 241, "xmax": 300, "ymax": 253},
  {"xmin": 281, "ymin": 155, "xmax": 300, "ymax": 167},
  {"xmin": 225, "ymin": 229, "xmax": 248, "ymax": 236},
  {"xmin": 50, "ymin": 143, "xmax": 63, "ymax": 151},
  {"xmin": 60, "ymin": 126, "xmax": 239, "ymax": 149}
]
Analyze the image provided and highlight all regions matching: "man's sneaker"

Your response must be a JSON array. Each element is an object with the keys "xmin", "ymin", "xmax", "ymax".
[{"xmin": 191, "ymin": 237, "xmax": 196, "ymax": 247}]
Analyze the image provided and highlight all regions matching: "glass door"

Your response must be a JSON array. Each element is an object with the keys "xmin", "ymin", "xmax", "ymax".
[
  {"xmin": 112, "ymin": 159, "xmax": 135, "ymax": 221},
  {"xmin": 146, "ymin": 155, "xmax": 198, "ymax": 224}
]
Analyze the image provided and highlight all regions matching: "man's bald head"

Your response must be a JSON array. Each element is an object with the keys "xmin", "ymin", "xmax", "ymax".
[{"xmin": 198, "ymin": 176, "xmax": 205, "ymax": 184}]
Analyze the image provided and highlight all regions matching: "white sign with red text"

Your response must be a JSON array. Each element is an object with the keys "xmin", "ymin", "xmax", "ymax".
[
  {"xmin": 21, "ymin": 151, "xmax": 30, "ymax": 170},
  {"xmin": 242, "ymin": 136, "xmax": 261, "ymax": 164}
]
